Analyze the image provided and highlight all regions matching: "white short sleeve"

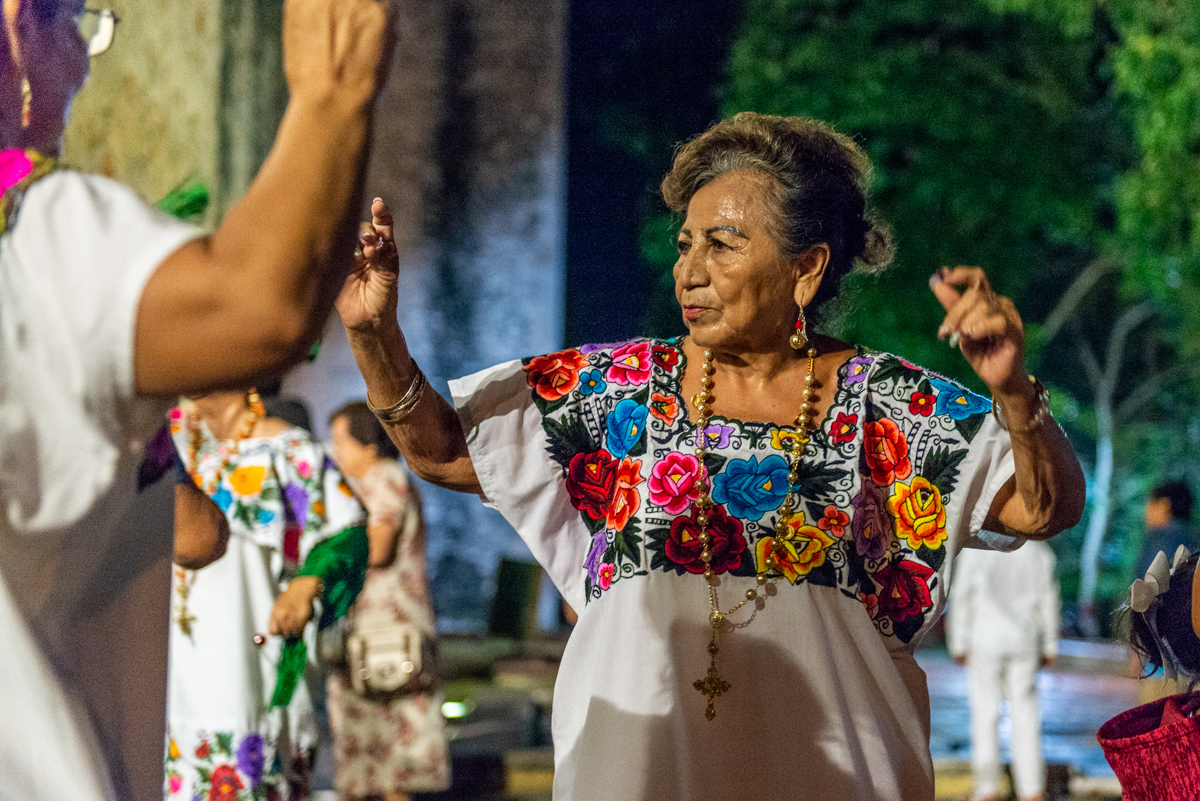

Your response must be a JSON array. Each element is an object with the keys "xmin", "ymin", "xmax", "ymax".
[{"xmin": 0, "ymin": 172, "xmax": 202, "ymax": 533}]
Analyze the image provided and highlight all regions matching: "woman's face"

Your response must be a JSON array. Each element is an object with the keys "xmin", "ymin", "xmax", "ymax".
[
  {"xmin": 329, "ymin": 416, "xmax": 378, "ymax": 480},
  {"xmin": 7, "ymin": 0, "xmax": 90, "ymax": 153},
  {"xmin": 674, "ymin": 170, "xmax": 814, "ymax": 354}
]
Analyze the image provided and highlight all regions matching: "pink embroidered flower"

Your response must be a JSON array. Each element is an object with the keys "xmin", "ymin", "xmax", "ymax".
[
  {"xmin": 167, "ymin": 773, "xmax": 183, "ymax": 794},
  {"xmin": 647, "ymin": 452, "xmax": 702, "ymax": 514},
  {"xmin": 169, "ymin": 407, "xmax": 183, "ymax": 421},
  {"xmin": 0, "ymin": 149, "xmax": 34, "ymax": 191},
  {"xmin": 598, "ymin": 562, "xmax": 616, "ymax": 591},
  {"xmin": 297, "ymin": 460, "xmax": 312, "ymax": 479},
  {"xmin": 606, "ymin": 341, "xmax": 653, "ymax": 386}
]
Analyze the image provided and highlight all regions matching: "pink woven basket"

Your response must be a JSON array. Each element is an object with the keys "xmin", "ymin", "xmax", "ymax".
[{"xmin": 1097, "ymin": 691, "xmax": 1200, "ymax": 800}]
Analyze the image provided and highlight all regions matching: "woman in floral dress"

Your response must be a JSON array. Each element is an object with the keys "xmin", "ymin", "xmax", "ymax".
[
  {"xmin": 334, "ymin": 113, "xmax": 1086, "ymax": 800},
  {"xmin": 166, "ymin": 392, "xmax": 368, "ymax": 800},
  {"xmin": 325, "ymin": 402, "xmax": 450, "ymax": 800}
]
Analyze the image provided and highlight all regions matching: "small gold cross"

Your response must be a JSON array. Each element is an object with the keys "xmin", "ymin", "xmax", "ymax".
[{"xmin": 693, "ymin": 638, "xmax": 731, "ymax": 720}]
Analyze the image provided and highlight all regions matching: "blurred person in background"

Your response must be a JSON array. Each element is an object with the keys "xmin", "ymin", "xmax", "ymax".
[
  {"xmin": 948, "ymin": 540, "xmax": 1061, "ymax": 801},
  {"xmin": 325, "ymin": 402, "xmax": 449, "ymax": 801},
  {"xmin": 166, "ymin": 391, "xmax": 369, "ymax": 799},
  {"xmin": 1135, "ymin": 481, "xmax": 1195, "ymax": 579},
  {"xmin": 0, "ymin": 0, "xmax": 393, "ymax": 798}
]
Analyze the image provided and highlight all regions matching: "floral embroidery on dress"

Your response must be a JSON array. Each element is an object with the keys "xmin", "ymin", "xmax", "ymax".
[
  {"xmin": 522, "ymin": 338, "xmax": 993, "ymax": 645},
  {"xmin": 166, "ymin": 730, "xmax": 281, "ymax": 801}
]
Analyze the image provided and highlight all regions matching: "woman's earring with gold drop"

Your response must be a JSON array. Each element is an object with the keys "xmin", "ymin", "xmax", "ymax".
[
  {"xmin": 20, "ymin": 77, "xmax": 32, "ymax": 130},
  {"xmin": 790, "ymin": 306, "xmax": 808, "ymax": 351}
]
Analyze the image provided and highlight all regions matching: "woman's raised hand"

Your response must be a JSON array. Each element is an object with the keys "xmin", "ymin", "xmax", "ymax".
[
  {"xmin": 283, "ymin": 0, "xmax": 395, "ymax": 110},
  {"xmin": 337, "ymin": 198, "xmax": 401, "ymax": 333},
  {"xmin": 929, "ymin": 267, "xmax": 1028, "ymax": 396}
]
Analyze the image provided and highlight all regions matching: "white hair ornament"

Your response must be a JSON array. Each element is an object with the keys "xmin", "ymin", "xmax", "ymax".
[{"xmin": 1128, "ymin": 544, "xmax": 1193, "ymax": 682}]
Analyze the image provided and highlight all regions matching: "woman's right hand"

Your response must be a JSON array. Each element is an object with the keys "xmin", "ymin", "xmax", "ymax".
[
  {"xmin": 337, "ymin": 198, "xmax": 401, "ymax": 333},
  {"xmin": 283, "ymin": 0, "xmax": 394, "ymax": 110}
]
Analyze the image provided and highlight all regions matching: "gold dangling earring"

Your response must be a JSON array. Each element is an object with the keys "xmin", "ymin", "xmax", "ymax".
[
  {"xmin": 245, "ymin": 388, "xmax": 266, "ymax": 418},
  {"xmin": 20, "ymin": 77, "xmax": 32, "ymax": 130},
  {"xmin": 789, "ymin": 306, "xmax": 808, "ymax": 351}
]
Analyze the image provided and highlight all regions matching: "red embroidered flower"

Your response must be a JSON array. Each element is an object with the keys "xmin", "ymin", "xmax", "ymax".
[
  {"xmin": 649, "ymin": 392, "xmax": 681, "ymax": 426},
  {"xmin": 606, "ymin": 341, "xmax": 653, "ymax": 386},
  {"xmin": 871, "ymin": 560, "xmax": 935, "ymax": 623},
  {"xmin": 863, "ymin": 418, "xmax": 912, "ymax": 487},
  {"xmin": 829, "ymin": 412, "xmax": 858, "ymax": 445},
  {"xmin": 195, "ymin": 740, "xmax": 211, "ymax": 759},
  {"xmin": 524, "ymin": 349, "xmax": 589, "ymax": 402},
  {"xmin": 665, "ymin": 504, "xmax": 746, "ymax": 574},
  {"xmin": 209, "ymin": 764, "xmax": 244, "ymax": 801},
  {"xmin": 816, "ymin": 505, "xmax": 850, "ymax": 538},
  {"xmin": 605, "ymin": 457, "xmax": 644, "ymax": 532},
  {"xmin": 565, "ymin": 449, "xmax": 618, "ymax": 520},
  {"xmin": 651, "ymin": 344, "xmax": 680, "ymax": 370},
  {"xmin": 861, "ymin": 592, "xmax": 880, "ymax": 620},
  {"xmin": 908, "ymin": 392, "xmax": 935, "ymax": 417},
  {"xmin": 647, "ymin": 452, "xmax": 702, "ymax": 514}
]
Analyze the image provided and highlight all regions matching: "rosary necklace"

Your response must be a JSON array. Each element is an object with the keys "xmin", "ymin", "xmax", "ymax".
[{"xmin": 690, "ymin": 346, "xmax": 819, "ymax": 720}]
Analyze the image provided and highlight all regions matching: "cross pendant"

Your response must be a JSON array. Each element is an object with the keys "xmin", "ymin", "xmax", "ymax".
[{"xmin": 693, "ymin": 639, "xmax": 731, "ymax": 720}]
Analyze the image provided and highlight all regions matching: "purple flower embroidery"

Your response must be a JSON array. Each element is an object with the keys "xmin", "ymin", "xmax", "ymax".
[
  {"xmin": 581, "ymin": 340, "xmax": 635, "ymax": 354},
  {"xmin": 284, "ymin": 484, "xmax": 309, "ymax": 525},
  {"xmin": 236, "ymin": 733, "xmax": 265, "ymax": 788},
  {"xmin": 694, "ymin": 423, "xmax": 735, "ymax": 450},
  {"xmin": 850, "ymin": 481, "xmax": 890, "ymax": 560},
  {"xmin": 845, "ymin": 356, "xmax": 874, "ymax": 386},
  {"xmin": 584, "ymin": 530, "xmax": 608, "ymax": 584}
]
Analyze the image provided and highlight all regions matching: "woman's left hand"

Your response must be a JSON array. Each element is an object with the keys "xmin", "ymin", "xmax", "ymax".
[
  {"xmin": 930, "ymin": 267, "xmax": 1027, "ymax": 395},
  {"xmin": 269, "ymin": 576, "xmax": 322, "ymax": 638}
]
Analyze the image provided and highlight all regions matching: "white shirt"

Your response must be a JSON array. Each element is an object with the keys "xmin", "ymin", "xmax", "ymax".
[
  {"xmin": 451, "ymin": 340, "xmax": 1018, "ymax": 801},
  {"xmin": 0, "ymin": 172, "xmax": 200, "ymax": 801},
  {"xmin": 946, "ymin": 539, "xmax": 1060, "ymax": 657}
]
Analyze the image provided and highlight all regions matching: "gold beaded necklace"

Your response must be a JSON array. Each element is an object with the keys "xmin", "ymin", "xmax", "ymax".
[{"xmin": 690, "ymin": 345, "xmax": 819, "ymax": 720}]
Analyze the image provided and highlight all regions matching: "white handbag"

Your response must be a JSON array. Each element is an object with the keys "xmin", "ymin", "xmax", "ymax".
[{"xmin": 346, "ymin": 612, "xmax": 427, "ymax": 696}]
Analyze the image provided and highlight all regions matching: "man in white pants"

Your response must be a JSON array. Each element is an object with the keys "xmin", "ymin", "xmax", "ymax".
[{"xmin": 948, "ymin": 540, "xmax": 1061, "ymax": 801}]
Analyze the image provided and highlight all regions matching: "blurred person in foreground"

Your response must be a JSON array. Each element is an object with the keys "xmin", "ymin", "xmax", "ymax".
[
  {"xmin": 325, "ymin": 402, "xmax": 449, "ymax": 801},
  {"xmin": 165, "ymin": 391, "xmax": 369, "ymax": 799},
  {"xmin": 948, "ymin": 541, "xmax": 1061, "ymax": 801},
  {"xmin": 0, "ymin": 0, "xmax": 393, "ymax": 799},
  {"xmin": 1099, "ymin": 547, "xmax": 1200, "ymax": 800},
  {"xmin": 1135, "ymin": 480, "xmax": 1195, "ymax": 579},
  {"xmin": 336, "ymin": 112, "xmax": 1086, "ymax": 800}
]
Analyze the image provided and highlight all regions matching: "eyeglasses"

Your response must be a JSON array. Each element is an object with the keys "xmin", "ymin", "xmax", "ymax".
[{"xmin": 77, "ymin": 8, "xmax": 119, "ymax": 57}]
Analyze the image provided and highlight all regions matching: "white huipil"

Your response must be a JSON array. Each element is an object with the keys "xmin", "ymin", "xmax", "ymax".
[
  {"xmin": 946, "ymin": 541, "xmax": 1060, "ymax": 801},
  {"xmin": 0, "ymin": 172, "xmax": 201, "ymax": 801},
  {"xmin": 450, "ymin": 339, "xmax": 1020, "ymax": 801},
  {"xmin": 165, "ymin": 405, "xmax": 367, "ymax": 800}
]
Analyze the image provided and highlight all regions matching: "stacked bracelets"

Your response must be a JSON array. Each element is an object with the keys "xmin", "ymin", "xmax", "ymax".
[
  {"xmin": 992, "ymin": 374, "xmax": 1052, "ymax": 435},
  {"xmin": 367, "ymin": 367, "xmax": 428, "ymax": 425}
]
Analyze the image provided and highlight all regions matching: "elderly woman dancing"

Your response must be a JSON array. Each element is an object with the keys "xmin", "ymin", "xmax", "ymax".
[
  {"xmin": 0, "ymin": 1, "xmax": 392, "ymax": 800},
  {"xmin": 339, "ymin": 113, "xmax": 1085, "ymax": 801}
]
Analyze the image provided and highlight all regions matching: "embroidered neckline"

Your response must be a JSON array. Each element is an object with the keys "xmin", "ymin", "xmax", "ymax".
[{"xmin": 0, "ymin": 149, "xmax": 57, "ymax": 237}]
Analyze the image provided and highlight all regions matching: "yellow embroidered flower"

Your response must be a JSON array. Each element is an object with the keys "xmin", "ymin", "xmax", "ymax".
[
  {"xmin": 312, "ymin": 500, "xmax": 326, "ymax": 519},
  {"xmin": 338, "ymin": 480, "xmax": 354, "ymax": 497},
  {"xmin": 755, "ymin": 512, "xmax": 835, "ymax": 583},
  {"xmin": 771, "ymin": 429, "xmax": 804, "ymax": 451},
  {"xmin": 168, "ymin": 738, "xmax": 180, "ymax": 760},
  {"xmin": 229, "ymin": 466, "xmax": 266, "ymax": 496},
  {"xmin": 886, "ymin": 476, "xmax": 947, "ymax": 551}
]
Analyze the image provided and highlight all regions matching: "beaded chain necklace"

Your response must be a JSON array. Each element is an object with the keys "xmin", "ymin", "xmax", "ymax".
[
  {"xmin": 0, "ymin": 149, "xmax": 58, "ymax": 236},
  {"xmin": 174, "ymin": 390, "xmax": 265, "ymax": 635},
  {"xmin": 690, "ymin": 345, "xmax": 820, "ymax": 720}
]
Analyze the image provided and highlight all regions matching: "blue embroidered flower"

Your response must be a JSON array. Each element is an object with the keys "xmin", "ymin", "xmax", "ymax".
[
  {"xmin": 579, "ymin": 369, "xmax": 607, "ymax": 396},
  {"xmin": 212, "ymin": 486, "xmax": 233, "ymax": 512},
  {"xmin": 930, "ymin": 378, "xmax": 992, "ymax": 420},
  {"xmin": 712, "ymin": 455, "xmax": 791, "ymax": 520},
  {"xmin": 257, "ymin": 507, "xmax": 277, "ymax": 525},
  {"xmin": 606, "ymin": 398, "xmax": 648, "ymax": 458}
]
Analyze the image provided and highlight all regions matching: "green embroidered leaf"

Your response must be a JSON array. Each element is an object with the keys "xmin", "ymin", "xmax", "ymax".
[
  {"xmin": 804, "ymin": 559, "xmax": 838, "ymax": 589},
  {"xmin": 234, "ymin": 502, "xmax": 255, "ymax": 529},
  {"xmin": 793, "ymin": 461, "xmax": 849, "ymax": 501},
  {"xmin": 916, "ymin": 544, "xmax": 947, "ymax": 573},
  {"xmin": 646, "ymin": 526, "xmax": 677, "ymax": 574},
  {"xmin": 702, "ymin": 452, "xmax": 728, "ymax": 478},
  {"xmin": 533, "ymin": 392, "xmax": 572, "ymax": 418},
  {"xmin": 582, "ymin": 512, "xmax": 606, "ymax": 535},
  {"xmin": 259, "ymin": 484, "xmax": 280, "ymax": 503},
  {"xmin": 614, "ymin": 520, "xmax": 643, "ymax": 567},
  {"xmin": 918, "ymin": 378, "xmax": 934, "ymax": 396},
  {"xmin": 871, "ymin": 356, "xmax": 922, "ymax": 387},
  {"xmin": 215, "ymin": 732, "xmax": 233, "ymax": 756},
  {"xmin": 953, "ymin": 410, "xmax": 988, "ymax": 443},
  {"xmin": 921, "ymin": 446, "xmax": 968, "ymax": 497},
  {"xmin": 196, "ymin": 766, "xmax": 211, "ymax": 784},
  {"xmin": 543, "ymin": 414, "xmax": 597, "ymax": 468}
]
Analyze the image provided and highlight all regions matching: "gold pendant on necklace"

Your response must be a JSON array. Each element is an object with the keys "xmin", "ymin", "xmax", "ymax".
[{"xmin": 693, "ymin": 636, "xmax": 731, "ymax": 720}]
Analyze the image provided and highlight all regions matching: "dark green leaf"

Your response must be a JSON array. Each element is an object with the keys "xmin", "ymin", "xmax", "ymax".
[
  {"xmin": 921, "ymin": 446, "xmax": 969, "ymax": 497},
  {"xmin": 543, "ymin": 414, "xmax": 597, "ymax": 468}
]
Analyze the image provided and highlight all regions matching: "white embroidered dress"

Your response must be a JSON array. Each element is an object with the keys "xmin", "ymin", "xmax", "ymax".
[
  {"xmin": 166, "ymin": 405, "xmax": 366, "ymax": 800},
  {"xmin": 450, "ymin": 338, "xmax": 1019, "ymax": 801}
]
